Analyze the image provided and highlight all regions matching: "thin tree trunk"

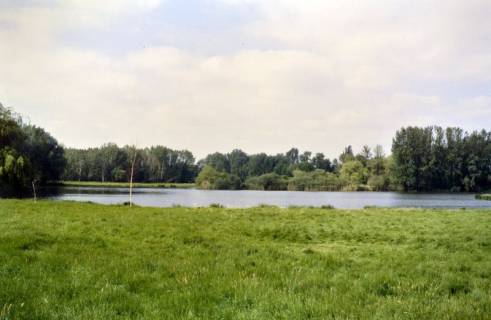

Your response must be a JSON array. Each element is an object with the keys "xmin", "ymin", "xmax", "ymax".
[
  {"xmin": 129, "ymin": 150, "xmax": 137, "ymax": 207},
  {"xmin": 160, "ymin": 159, "xmax": 165, "ymax": 182},
  {"xmin": 32, "ymin": 180, "xmax": 37, "ymax": 202}
]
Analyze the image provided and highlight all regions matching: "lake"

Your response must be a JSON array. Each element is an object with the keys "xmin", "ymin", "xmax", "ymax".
[{"xmin": 43, "ymin": 187, "xmax": 491, "ymax": 209}]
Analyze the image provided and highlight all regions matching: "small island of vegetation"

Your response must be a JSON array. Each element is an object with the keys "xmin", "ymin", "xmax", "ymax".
[{"xmin": 476, "ymin": 194, "xmax": 491, "ymax": 201}]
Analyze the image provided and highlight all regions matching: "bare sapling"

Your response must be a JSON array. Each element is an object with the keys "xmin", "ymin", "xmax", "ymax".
[
  {"xmin": 32, "ymin": 180, "xmax": 37, "ymax": 202},
  {"xmin": 129, "ymin": 147, "xmax": 137, "ymax": 207}
]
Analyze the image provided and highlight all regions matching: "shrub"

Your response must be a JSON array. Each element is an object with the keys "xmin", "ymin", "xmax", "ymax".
[
  {"xmin": 209, "ymin": 203, "xmax": 224, "ymax": 208},
  {"xmin": 288, "ymin": 170, "xmax": 344, "ymax": 191},
  {"xmin": 196, "ymin": 165, "xmax": 241, "ymax": 190},
  {"xmin": 245, "ymin": 173, "xmax": 288, "ymax": 190}
]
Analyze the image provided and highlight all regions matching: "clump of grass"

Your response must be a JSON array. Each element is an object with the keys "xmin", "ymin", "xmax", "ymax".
[
  {"xmin": 320, "ymin": 204, "xmax": 335, "ymax": 210},
  {"xmin": 255, "ymin": 204, "xmax": 279, "ymax": 209},
  {"xmin": 0, "ymin": 304, "xmax": 13, "ymax": 320},
  {"xmin": 303, "ymin": 248, "xmax": 315, "ymax": 254},
  {"xmin": 209, "ymin": 203, "xmax": 224, "ymax": 208},
  {"xmin": 287, "ymin": 205, "xmax": 302, "ymax": 209},
  {"xmin": 122, "ymin": 201, "xmax": 139, "ymax": 207}
]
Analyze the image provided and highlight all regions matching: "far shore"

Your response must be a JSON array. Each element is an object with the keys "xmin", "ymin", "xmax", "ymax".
[{"xmin": 51, "ymin": 181, "xmax": 196, "ymax": 189}]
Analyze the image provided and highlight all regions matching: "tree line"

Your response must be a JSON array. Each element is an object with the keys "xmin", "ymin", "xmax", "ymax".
[
  {"xmin": 63, "ymin": 145, "xmax": 197, "ymax": 183},
  {"xmin": 392, "ymin": 126, "xmax": 491, "ymax": 192},
  {"xmin": 196, "ymin": 127, "xmax": 491, "ymax": 192},
  {"xmin": 1, "ymin": 103, "xmax": 490, "ymax": 196},
  {"xmin": 195, "ymin": 145, "xmax": 393, "ymax": 191},
  {"xmin": 0, "ymin": 104, "xmax": 65, "ymax": 196}
]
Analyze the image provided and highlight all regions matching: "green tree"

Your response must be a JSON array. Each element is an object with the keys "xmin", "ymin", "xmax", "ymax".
[
  {"xmin": 340, "ymin": 160, "xmax": 368, "ymax": 190},
  {"xmin": 245, "ymin": 173, "xmax": 288, "ymax": 190},
  {"xmin": 339, "ymin": 146, "xmax": 355, "ymax": 163},
  {"xmin": 196, "ymin": 165, "xmax": 241, "ymax": 190}
]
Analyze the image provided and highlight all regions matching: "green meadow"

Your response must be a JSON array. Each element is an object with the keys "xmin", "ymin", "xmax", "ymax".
[{"xmin": 0, "ymin": 200, "xmax": 490, "ymax": 319}]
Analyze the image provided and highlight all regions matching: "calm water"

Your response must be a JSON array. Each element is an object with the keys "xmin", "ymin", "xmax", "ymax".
[{"xmin": 43, "ymin": 187, "xmax": 491, "ymax": 209}]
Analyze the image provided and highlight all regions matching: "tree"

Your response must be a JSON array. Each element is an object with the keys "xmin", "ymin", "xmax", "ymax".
[
  {"xmin": 298, "ymin": 151, "xmax": 314, "ymax": 171},
  {"xmin": 203, "ymin": 152, "xmax": 230, "ymax": 173},
  {"xmin": 312, "ymin": 153, "xmax": 332, "ymax": 171},
  {"xmin": 227, "ymin": 149, "xmax": 249, "ymax": 181},
  {"xmin": 247, "ymin": 153, "xmax": 275, "ymax": 177},
  {"xmin": 391, "ymin": 127, "xmax": 433, "ymax": 191},
  {"xmin": 339, "ymin": 146, "xmax": 355, "ymax": 163},
  {"xmin": 0, "ymin": 103, "xmax": 66, "ymax": 196},
  {"xmin": 285, "ymin": 148, "xmax": 299, "ymax": 165},
  {"xmin": 340, "ymin": 160, "xmax": 368, "ymax": 189},
  {"xmin": 245, "ymin": 173, "xmax": 288, "ymax": 190},
  {"xmin": 196, "ymin": 165, "xmax": 241, "ymax": 190},
  {"xmin": 22, "ymin": 125, "xmax": 65, "ymax": 198},
  {"xmin": 356, "ymin": 145, "xmax": 372, "ymax": 166}
]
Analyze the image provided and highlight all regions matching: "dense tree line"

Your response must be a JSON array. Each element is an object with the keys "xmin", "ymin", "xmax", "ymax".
[
  {"xmin": 196, "ymin": 127, "xmax": 491, "ymax": 192},
  {"xmin": 0, "ymin": 104, "xmax": 65, "ymax": 196},
  {"xmin": 195, "ymin": 146, "xmax": 393, "ymax": 191},
  {"xmin": 2, "ymin": 104, "xmax": 489, "ymax": 194},
  {"xmin": 63, "ymin": 145, "xmax": 197, "ymax": 183},
  {"xmin": 392, "ymin": 126, "xmax": 491, "ymax": 192}
]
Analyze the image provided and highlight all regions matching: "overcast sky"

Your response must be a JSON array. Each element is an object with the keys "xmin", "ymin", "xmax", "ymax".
[{"xmin": 1, "ymin": 0, "xmax": 490, "ymax": 159}]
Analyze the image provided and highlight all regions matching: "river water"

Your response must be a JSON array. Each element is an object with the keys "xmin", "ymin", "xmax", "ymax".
[{"xmin": 43, "ymin": 187, "xmax": 491, "ymax": 209}]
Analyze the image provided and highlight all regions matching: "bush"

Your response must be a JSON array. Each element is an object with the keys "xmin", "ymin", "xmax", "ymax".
[
  {"xmin": 209, "ymin": 203, "xmax": 224, "ymax": 208},
  {"xmin": 245, "ymin": 173, "xmax": 288, "ymax": 190},
  {"xmin": 367, "ymin": 174, "xmax": 389, "ymax": 191},
  {"xmin": 288, "ymin": 170, "xmax": 344, "ymax": 191},
  {"xmin": 476, "ymin": 194, "xmax": 491, "ymax": 201},
  {"xmin": 196, "ymin": 165, "xmax": 241, "ymax": 190},
  {"xmin": 320, "ymin": 205, "xmax": 335, "ymax": 210}
]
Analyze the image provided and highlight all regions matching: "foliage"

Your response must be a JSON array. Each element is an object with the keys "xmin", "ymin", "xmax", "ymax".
[
  {"xmin": 0, "ymin": 103, "xmax": 65, "ymax": 196},
  {"xmin": 340, "ymin": 160, "xmax": 369, "ymax": 189},
  {"xmin": 245, "ymin": 173, "xmax": 288, "ymax": 190},
  {"xmin": 3, "ymin": 102, "xmax": 490, "ymax": 194},
  {"xmin": 22, "ymin": 125, "xmax": 66, "ymax": 184},
  {"xmin": 392, "ymin": 126, "xmax": 491, "ymax": 192},
  {"xmin": 195, "ymin": 165, "xmax": 241, "ymax": 190},
  {"xmin": 288, "ymin": 169, "xmax": 344, "ymax": 191},
  {"xmin": 63, "ymin": 145, "xmax": 197, "ymax": 183},
  {"xmin": 0, "ymin": 200, "xmax": 490, "ymax": 319}
]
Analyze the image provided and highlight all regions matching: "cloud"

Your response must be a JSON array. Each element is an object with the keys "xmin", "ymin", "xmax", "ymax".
[{"xmin": 0, "ymin": 0, "xmax": 490, "ymax": 159}]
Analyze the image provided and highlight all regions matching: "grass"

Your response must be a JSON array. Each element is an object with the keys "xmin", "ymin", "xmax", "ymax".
[
  {"xmin": 55, "ymin": 181, "xmax": 195, "ymax": 189},
  {"xmin": 476, "ymin": 194, "xmax": 491, "ymax": 201},
  {"xmin": 0, "ymin": 200, "xmax": 490, "ymax": 319}
]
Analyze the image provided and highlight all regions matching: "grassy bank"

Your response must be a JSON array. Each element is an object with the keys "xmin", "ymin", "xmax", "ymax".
[
  {"xmin": 0, "ymin": 201, "xmax": 490, "ymax": 319},
  {"xmin": 55, "ymin": 181, "xmax": 195, "ymax": 189},
  {"xmin": 476, "ymin": 194, "xmax": 491, "ymax": 201}
]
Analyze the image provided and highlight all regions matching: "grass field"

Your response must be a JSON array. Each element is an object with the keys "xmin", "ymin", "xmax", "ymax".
[
  {"xmin": 55, "ymin": 181, "xmax": 195, "ymax": 189},
  {"xmin": 0, "ymin": 200, "xmax": 490, "ymax": 319}
]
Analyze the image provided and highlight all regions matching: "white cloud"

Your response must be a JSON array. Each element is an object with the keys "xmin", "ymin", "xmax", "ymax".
[{"xmin": 0, "ymin": 0, "xmax": 490, "ymax": 158}]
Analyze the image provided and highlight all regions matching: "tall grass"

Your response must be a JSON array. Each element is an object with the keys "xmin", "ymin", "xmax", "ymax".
[{"xmin": 0, "ymin": 200, "xmax": 489, "ymax": 319}]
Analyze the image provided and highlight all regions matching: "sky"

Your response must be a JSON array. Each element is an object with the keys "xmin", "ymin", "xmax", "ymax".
[{"xmin": 0, "ymin": 0, "xmax": 490, "ymax": 159}]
